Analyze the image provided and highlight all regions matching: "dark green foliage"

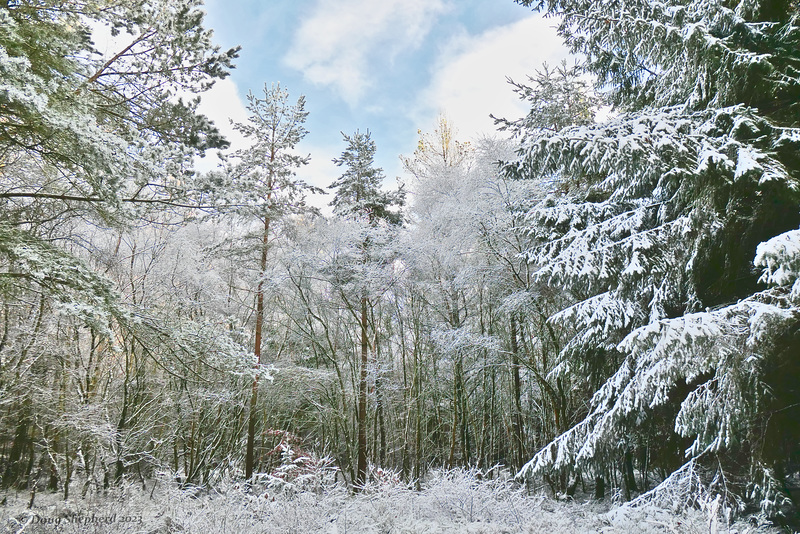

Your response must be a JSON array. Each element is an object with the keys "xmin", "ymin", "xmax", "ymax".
[
  {"xmin": 330, "ymin": 129, "xmax": 405, "ymax": 226},
  {"xmin": 508, "ymin": 0, "xmax": 800, "ymax": 521}
]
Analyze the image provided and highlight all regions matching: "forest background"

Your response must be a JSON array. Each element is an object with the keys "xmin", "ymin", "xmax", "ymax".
[{"xmin": 1, "ymin": 0, "xmax": 799, "ymax": 530}]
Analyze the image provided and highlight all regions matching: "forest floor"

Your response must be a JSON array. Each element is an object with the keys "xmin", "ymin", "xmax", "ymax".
[{"xmin": 0, "ymin": 469, "xmax": 785, "ymax": 534}]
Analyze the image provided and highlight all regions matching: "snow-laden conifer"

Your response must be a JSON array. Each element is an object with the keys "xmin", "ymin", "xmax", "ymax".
[{"xmin": 509, "ymin": 0, "xmax": 800, "ymax": 521}]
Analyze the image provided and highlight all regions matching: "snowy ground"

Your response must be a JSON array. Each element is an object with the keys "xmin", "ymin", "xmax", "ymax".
[{"xmin": 1, "ymin": 470, "xmax": 783, "ymax": 534}]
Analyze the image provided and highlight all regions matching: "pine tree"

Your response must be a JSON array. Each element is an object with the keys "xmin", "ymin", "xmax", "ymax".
[
  {"xmin": 507, "ymin": 0, "xmax": 800, "ymax": 521},
  {"xmin": 493, "ymin": 61, "xmax": 602, "ymax": 141},
  {"xmin": 329, "ymin": 129, "xmax": 404, "ymax": 488},
  {"xmin": 0, "ymin": 0, "xmax": 238, "ymax": 221},
  {"xmin": 330, "ymin": 129, "xmax": 404, "ymax": 225},
  {"xmin": 222, "ymin": 83, "xmax": 319, "ymax": 481}
]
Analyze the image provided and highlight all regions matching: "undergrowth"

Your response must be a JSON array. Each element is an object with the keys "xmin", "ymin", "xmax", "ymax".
[{"xmin": 0, "ymin": 467, "xmax": 786, "ymax": 534}]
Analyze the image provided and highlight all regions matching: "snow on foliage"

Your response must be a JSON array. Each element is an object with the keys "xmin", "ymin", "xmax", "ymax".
[
  {"xmin": 508, "ymin": 0, "xmax": 800, "ymax": 522},
  {"xmin": 755, "ymin": 228, "xmax": 800, "ymax": 302},
  {"xmin": 2, "ymin": 468, "xmax": 781, "ymax": 534},
  {"xmin": 516, "ymin": 0, "xmax": 800, "ymax": 115},
  {"xmin": 508, "ymin": 105, "xmax": 795, "ymax": 202},
  {"xmin": 431, "ymin": 326, "xmax": 501, "ymax": 358},
  {"xmin": 0, "ymin": 224, "xmax": 124, "ymax": 334}
]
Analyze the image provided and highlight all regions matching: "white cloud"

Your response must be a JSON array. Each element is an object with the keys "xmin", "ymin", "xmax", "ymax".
[
  {"xmin": 193, "ymin": 78, "xmax": 251, "ymax": 172},
  {"xmin": 285, "ymin": 0, "xmax": 449, "ymax": 106},
  {"xmin": 416, "ymin": 15, "xmax": 570, "ymax": 140},
  {"xmin": 300, "ymin": 149, "xmax": 338, "ymax": 214}
]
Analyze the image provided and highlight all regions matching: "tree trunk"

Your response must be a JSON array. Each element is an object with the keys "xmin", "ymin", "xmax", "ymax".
[
  {"xmin": 458, "ymin": 354, "xmax": 470, "ymax": 465},
  {"xmin": 245, "ymin": 215, "xmax": 270, "ymax": 481},
  {"xmin": 509, "ymin": 314, "xmax": 526, "ymax": 471},
  {"xmin": 622, "ymin": 448, "xmax": 638, "ymax": 500},
  {"xmin": 448, "ymin": 360, "xmax": 459, "ymax": 467},
  {"xmin": 375, "ymin": 368, "xmax": 386, "ymax": 467},
  {"xmin": 594, "ymin": 476, "xmax": 605, "ymax": 499},
  {"xmin": 356, "ymin": 295, "xmax": 369, "ymax": 488},
  {"xmin": 448, "ymin": 293, "xmax": 463, "ymax": 468},
  {"xmin": 413, "ymin": 341, "xmax": 423, "ymax": 490}
]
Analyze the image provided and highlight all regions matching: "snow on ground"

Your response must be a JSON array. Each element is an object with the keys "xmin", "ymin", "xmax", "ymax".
[{"xmin": 1, "ymin": 470, "xmax": 782, "ymax": 534}]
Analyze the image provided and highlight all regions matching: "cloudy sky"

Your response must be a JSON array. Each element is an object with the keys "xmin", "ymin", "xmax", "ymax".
[{"xmin": 196, "ymin": 0, "xmax": 570, "ymax": 205}]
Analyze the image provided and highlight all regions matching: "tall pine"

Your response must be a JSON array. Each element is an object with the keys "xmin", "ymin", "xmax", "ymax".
[
  {"xmin": 330, "ymin": 130, "xmax": 404, "ymax": 225},
  {"xmin": 224, "ymin": 83, "xmax": 318, "ymax": 481},
  {"xmin": 507, "ymin": 0, "xmax": 800, "ymax": 522},
  {"xmin": 329, "ymin": 129, "xmax": 404, "ymax": 488}
]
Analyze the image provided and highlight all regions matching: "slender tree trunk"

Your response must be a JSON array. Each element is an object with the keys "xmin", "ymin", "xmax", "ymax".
[
  {"xmin": 356, "ymin": 295, "xmax": 369, "ymax": 488},
  {"xmin": 448, "ymin": 294, "xmax": 462, "ymax": 468},
  {"xmin": 375, "ymin": 368, "xmax": 386, "ymax": 467},
  {"xmin": 509, "ymin": 314, "xmax": 525, "ymax": 471},
  {"xmin": 413, "ymin": 339, "xmax": 423, "ymax": 490},
  {"xmin": 115, "ymin": 342, "xmax": 132, "ymax": 483},
  {"xmin": 622, "ymin": 448, "xmax": 638, "ymax": 500},
  {"xmin": 457, "ymin": 354, "xmax": 470, "ymax": 464},
  {"xmin": 246, "ymin": 215, "xmax": 270, "ymax": 480},
  {"xmin": 479, "ymin": 352, "xmax": 490, "ymax": 469},
  {"xmin": 399, "ymin": 303, "xmax": 411, "ymax": 480},
  {"xmin": 115, "ymin": 381, "xmax": 128, "ymax": 482},
  {"xmin": 490, "ymin": 366, "xmax": 497, "ymax": 469},
  {"xmin": 63, "ymin": 441, "xmax": 71, "ymax": 500},
  {"xmin": 448, "ymin": 360, "xmax": 459, "ymax": 467},
  {"xmin": 373, "ymin": 326, "xmax": 387, "ymax": 467},
  {"xmin": 377, "ymin": 390, "xmax": 386, "ymax": 466}
]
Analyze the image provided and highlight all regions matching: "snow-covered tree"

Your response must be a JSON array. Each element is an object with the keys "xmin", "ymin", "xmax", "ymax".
[
  {"xmin": 509, "ymin": 0, "xmax": 800, "ymax": 521},
  {"xmin": 1, "ymin": 0, "xmax": 238, "ymax": 324},
  {"xmin": 214, "ymin": 83, "xmax": 320, "ymax": 481},
  {"xmin": 401, "ymin": 118, "xmax": 479, "ymax": 468},
  {"xmin": 0, "ymin": 0, "xmax": 237, "ymax": 222},
  {"xmin": 493, "ymin": 61, "xmax": 602, "ymax": 142},
  {"xmin": 330, "ymin": 129, "xmax": 404, "ymax": 225},
  {"xmin": 0, "ymin": 0, "xmax": 250, "ymax": 493},
  {"xmin": 328, "ymin": 129, "xmax": 404, "ymax": 488}
]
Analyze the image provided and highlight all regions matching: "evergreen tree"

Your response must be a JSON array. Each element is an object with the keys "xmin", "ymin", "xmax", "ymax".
[
  {"xmin": 507, "ymin": 0, "xmax": 800, "ymax": 522},
  {"xmin": 330, "ymin": 129, "xmax": 404, "ymax": 225},
  {"xmin": 493, "ymin": 61, "xmax": 602, "ymax": 140},
  {"xmin": 221, "ymin": 83, "xmax": 319, "ymax": 480},
  {"xmin": 1, "ymin": 0, "xmax": 238, "ymax": 221},
  {"xmin": 329, "ymin": 129, "xmax": 404, "ymax": 488}
]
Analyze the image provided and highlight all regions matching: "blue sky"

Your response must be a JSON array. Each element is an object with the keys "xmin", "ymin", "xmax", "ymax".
[{"xmin": 196, "ymin": 0, "xmax": 570, "ymax": 207}]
